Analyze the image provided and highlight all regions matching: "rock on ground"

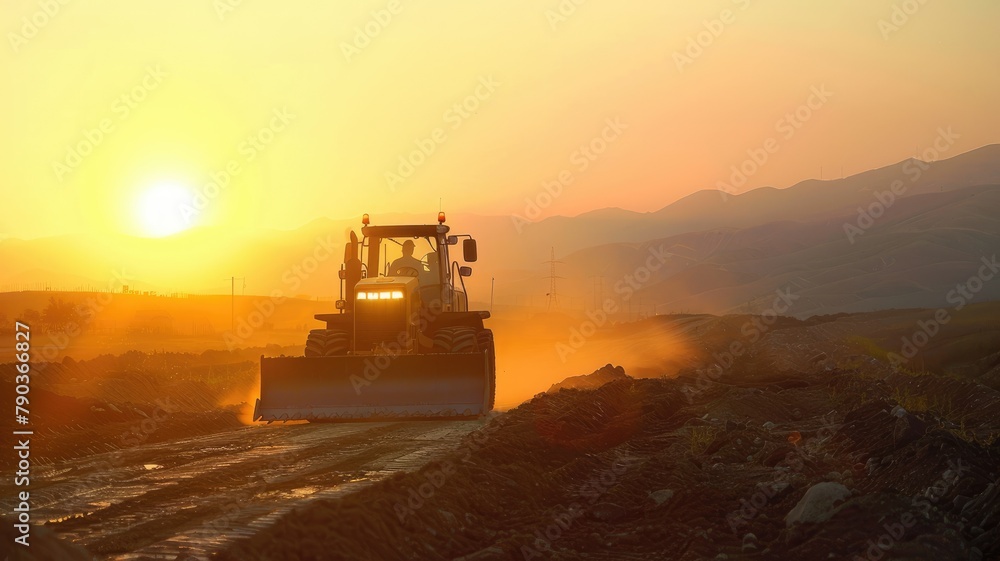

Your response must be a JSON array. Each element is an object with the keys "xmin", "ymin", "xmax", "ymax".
[{"xmin": 784, "ymin": 482, "xmax": 851, "ymax": 526}]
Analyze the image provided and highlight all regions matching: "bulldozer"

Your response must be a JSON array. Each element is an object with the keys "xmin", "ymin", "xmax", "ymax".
[{"xmin": 253, "ymin": 212, "xmax": 496, "ymax": 421}]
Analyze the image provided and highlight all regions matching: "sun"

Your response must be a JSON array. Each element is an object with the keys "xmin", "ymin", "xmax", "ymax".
[{"xmin": 136, "ymin": 182, "xmax": 196, "ymax": 237}]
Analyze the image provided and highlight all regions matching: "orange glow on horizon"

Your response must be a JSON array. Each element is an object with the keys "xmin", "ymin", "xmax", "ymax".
[{"xmin": 1, "ymin": 2, "xmax": 997, "ymax": 243}]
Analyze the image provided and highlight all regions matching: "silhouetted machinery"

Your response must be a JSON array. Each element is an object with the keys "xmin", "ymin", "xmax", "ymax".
[{"xmin": 254, "ymin": 213, "xmax": 495, "ymax": 421}]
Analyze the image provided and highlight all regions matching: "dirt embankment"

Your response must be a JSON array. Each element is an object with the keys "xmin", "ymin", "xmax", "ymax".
[
  {"xmin": 218, "ymin": 359, "xmax": 1000, "ymax": 561},
  {"xmin": 0, "ymin": 349, "xmax": 272, "ymax": 469}
]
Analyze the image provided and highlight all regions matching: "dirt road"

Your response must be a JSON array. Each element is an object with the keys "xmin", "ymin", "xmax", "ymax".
[{"xmin": 5, "ymin": 419, "xmax": 484, "ymax": 560}]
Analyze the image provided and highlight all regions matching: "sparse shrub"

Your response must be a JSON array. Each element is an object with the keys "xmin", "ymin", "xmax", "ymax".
[
  {"xmin": 891, "ymin": 386, "xmax": 956, "ymax": 419},
  {"xmin": 939, "ymin": 417, "xmax": 999, "ymax": 446},
  {"xmin": 689, "ymin": 425, "xmax": 718, "ymax": 455},
  {"xmin": 892, "ymin": 387, "xmax": 928, "ymax": 412},
  {"xmin": 846, "ymin": 335, "xmax": 890, "ymax": 362}
]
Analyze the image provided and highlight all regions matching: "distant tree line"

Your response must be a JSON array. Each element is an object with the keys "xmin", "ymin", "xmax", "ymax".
[{"xmin": 6, "ymin": 297, "xmax": 84, "ymax": 332}]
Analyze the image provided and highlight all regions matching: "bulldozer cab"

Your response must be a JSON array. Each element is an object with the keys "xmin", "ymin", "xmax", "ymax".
[
  {"xmin": 347, "ymin": 221, "xmax": 470, "ymax": 314},
  {"xmin": 371, "ymin": 235, "xmax": 442, "ymax": 287}
]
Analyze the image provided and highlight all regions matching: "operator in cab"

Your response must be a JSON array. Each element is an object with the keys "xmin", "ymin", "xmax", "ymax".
[{"xmin": 389, "ymin": 240, "xmax": 423, "ymax": 277}]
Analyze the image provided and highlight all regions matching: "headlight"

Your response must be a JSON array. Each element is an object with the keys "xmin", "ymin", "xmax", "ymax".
[{"xmin": 357, "ymin": 290, "xmax": 404, "ymax": 300}]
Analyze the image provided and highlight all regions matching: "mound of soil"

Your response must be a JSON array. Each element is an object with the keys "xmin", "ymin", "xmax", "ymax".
[
  {"xmin": 546, "ymin": 363, "xmax": 629, "ymax": 393},
  {"xmin": 218, "ymin": 361, "xmax": 1000, "ymax": 560}
]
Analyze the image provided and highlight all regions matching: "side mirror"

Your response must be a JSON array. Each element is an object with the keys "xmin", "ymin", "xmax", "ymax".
[
  {"xmin": 447, "ymin": 235, "xmax": 458, "ymax": 245},
  {"xmin": 463, "ymin": 239, "xmax": 478, "ymax": 262},
  {"xmin": 335, "ymin": 299, "xmax": 347, "ymax": 310},
  {"xmin": 459, "ymin": 266, "xmax": 473, "ymax": 277}
]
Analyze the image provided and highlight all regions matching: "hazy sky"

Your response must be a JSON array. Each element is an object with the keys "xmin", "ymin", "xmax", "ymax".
[{"xmin": 3, "ymin": 0, "xmax": 998, "ymax": 239}]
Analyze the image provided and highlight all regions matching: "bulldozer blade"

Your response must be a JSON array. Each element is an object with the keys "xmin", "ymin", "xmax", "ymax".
[{"xmin": 256, "ymin": 353, "xmax": 490, "ymax": 422}]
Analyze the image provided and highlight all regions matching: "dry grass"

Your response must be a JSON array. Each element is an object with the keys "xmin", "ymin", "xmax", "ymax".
[{"xmin": 688, "ymin": 425, "xmax": 718, "ymax": 455}]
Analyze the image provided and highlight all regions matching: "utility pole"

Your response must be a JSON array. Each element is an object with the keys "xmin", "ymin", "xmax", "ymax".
[
  {"xmin": 224, "ymin": 276, "xmax": 246, "ymax": 332},
  {"xmin": 588, "ymin": 276, "xmax": 606, "ymax": 310},
  {"xmin": 544, "ymin": 247, "xmax": 563, "ymax": 310},
  {"xmin": 490, "ymin": 277, "xmax": 495, "ymax": 314}
]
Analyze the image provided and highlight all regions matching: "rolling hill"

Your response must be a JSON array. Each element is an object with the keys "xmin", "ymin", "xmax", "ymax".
[{"xmin": 1, "ymin": 145, "xmax": 998, "ymax": 317}]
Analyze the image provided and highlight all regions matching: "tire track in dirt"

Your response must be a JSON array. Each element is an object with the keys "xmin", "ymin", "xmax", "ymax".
[{"xmin": 15, "ymin": 419, "xmax": 482, "ymax": 559}]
